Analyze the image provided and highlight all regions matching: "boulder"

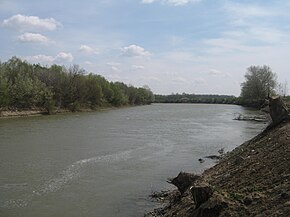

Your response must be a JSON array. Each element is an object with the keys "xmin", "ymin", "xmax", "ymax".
[
  {"xmin": 190, "ymin": 195, "xmax": 228, "ymax": 217},
  {"xmin": 198, "ymin": 158, "xmax": 205, "ymax": 163},
  {"xmin": 168, "ymin": 172, "xmax": 200, "ymax": 195},
  {"xmin": 190, "ymin": 182, "xmax": 213, "ymax": 208}
]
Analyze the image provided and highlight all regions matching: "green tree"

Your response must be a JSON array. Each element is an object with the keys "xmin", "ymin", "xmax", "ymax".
[
  {"xmin": 3, "ymin": 57, "xmax": 35, "ymax": 85},
  {"xmin": 110, "ymin": 82, "xmax": 129, "ymax": 106},
  {"xmin": 9, "ymin": 76, "xmax": 53, "ymax": 109},
  {"xmin": 240, "ymin": 65, "xmax": 277, "ymax": 106},
  {"xmin": 0, "ymin": 75, "xmax": 9, "ymax": 108},
  {"xmin": 0, "ymin": 57, "xmax": 154, "ymax": 112},
  {"xmin": 85, "ymin": 74, "xmax": 103, "ymax": 107}
]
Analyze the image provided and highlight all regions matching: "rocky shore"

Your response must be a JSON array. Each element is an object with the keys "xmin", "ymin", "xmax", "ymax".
[{"xmin": 145, "ymin": 97, "xmax": 290, "ymax": 217}]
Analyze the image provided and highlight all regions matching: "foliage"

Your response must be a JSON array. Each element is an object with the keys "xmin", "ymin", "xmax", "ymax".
[
  {"xmin": 0, "ymin": 74, "xmax": 9, "ymax": 108},
  {"xmin": 240, "ymin": 65, "xmax": 277, "ymax": 107},
  {"xmin": 154, "ymin": 93, "xmax": 237, "ymax": 104},
  {"xmin": 0, "ymin": 57, "xmax": 154, "ymax": 113}
]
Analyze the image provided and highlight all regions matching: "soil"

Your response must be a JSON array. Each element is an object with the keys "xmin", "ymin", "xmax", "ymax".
[
  {"xmin": 0, "ymin": 109, "xmax": 47, "ymax": 118},
  {"xmin": 146, "ymin": 108, "xmax": 290, "ymax": 216}
]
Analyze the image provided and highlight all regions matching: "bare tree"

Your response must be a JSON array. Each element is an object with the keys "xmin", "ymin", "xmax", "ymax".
[{"xmin": 277, "ymin": 80, "xmax": 288, "ymax": 98}]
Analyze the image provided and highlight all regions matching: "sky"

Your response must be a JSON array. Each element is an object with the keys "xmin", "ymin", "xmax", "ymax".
[{"xmin": 1, "ymin": 0, "xmax": 290, "ymax": 96}]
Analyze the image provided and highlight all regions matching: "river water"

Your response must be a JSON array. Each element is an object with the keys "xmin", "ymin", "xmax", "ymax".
[{"xmin": 0, "ymin": 104, "xmax": 266, "ymax": 217}]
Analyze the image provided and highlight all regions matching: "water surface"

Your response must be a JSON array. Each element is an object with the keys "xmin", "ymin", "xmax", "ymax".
[{"xmin": 0, "ymin": 104, "xmax": 266, "ymax": 217}]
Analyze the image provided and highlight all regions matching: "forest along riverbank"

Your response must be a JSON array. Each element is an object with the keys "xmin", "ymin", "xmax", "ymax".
[{"xmin": 145, "ymin": 97, "xmax": 290, "ymax": 217}]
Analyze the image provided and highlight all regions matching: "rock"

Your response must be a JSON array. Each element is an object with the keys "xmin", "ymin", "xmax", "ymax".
[
  {"xmin": 269, "ymin": 97, "xmax": 290, "ymax": 126},
  {"xmin": 280, "ymin": 192, "xmax": 290, "ymax": 200},
  {"xmin": 190, "ymin": 194, "xmax": 228, "ymax": 217},
  {"xmin": 243, "ymin": 196, "xmax": 253, "ymax": 206},
  {"xmin": 190, "ymin": 182, "xmax": 213, "ymax": 208},
  {"xmin": 204, "ymin": 155, "xmax": 221, "ymax": 160},
  {"xmin": 167, "ymin": 172, "xmax": 200, "ymax": 195},
  {"xmin": 218, "ymin": 148, "xmax": 225, "ymax": 155},
  {"xmin": 150, "ymin": 190, "xmax": 170, "ymax": 202},
  {"xmin": 198, "ymin": 158, "xmax": 205, "ymax": 163},
  {"xmin": 233, "ymin": 156, "xmax": 245, "ymax": 165}
]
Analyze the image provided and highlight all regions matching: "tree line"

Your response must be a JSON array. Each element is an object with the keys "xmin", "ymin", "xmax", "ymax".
[
  {"xmin": 0, "ymin": 57, "xmax": 154, "ymax": 113},
  {"xmin": 154, "ymin": 93, "xmax": 237, "ymax": 104},
  {"xmin": 155, "ymin": 65, "xmax": 289, "ymax": 108}
]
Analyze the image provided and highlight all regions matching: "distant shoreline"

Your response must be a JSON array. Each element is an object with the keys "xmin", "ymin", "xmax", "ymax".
[
  {"xmin": 0, "ymin": 106, "xmax": 133, "ymax": 119},
  {"xmin": 0, "ymin": 103, "xmax": 250, "ymax": 119}
]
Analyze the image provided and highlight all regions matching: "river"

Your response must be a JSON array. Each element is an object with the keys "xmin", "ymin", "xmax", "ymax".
[{"xmin": 0, "ymin": 104, "xmax": 266, "ymax": 217}]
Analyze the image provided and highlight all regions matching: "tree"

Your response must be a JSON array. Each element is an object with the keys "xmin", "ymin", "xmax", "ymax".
[
  {"xmin": 9, "ymin": 76, "xmax": 53, "ymax": 109},
  {"xmin": 240, "ymin": 65, "xmax": 277, "ymax": 106},
  {"xmin": 85, "ymin": 74, "xmax": 103, "ymax": 107},
  {"xmin": 277, "ymin": 80, "xmax": 288, "ymax": 98},
  {"xmin": 0, "ymin": 57, "xmax": 154, "ymax": 112},
  {"xmin": 0, "ymin": 75, "xmax": 9, "ymax": 108}
]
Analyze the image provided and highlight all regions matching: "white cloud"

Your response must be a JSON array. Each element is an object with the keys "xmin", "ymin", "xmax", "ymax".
[
  {"xmin": 209, "ymin": 69, "xmax": 222, "ymax": 75},
  {"xmin": 171, "ymin": 76, "xmax": 188, "ymax": 84},
  {"xmin": 132, "ymin": 65, "xmax": 145, "ymax": 70},
  {"xmin": 203, "ymin": 25, "xmax": 287, "ymax": 56},
  {"xmin": 203, "ymin": 38, "xmax": 249, "ymax": 54},
  {"xmin": 17, "ymin": 33, "xmax": 50, "ymax": 43},
  {"xmin": 193, "ymin": 77, "xmax": 207, "ymax": 86},
  {"xmin": 142, "ymin": 0, "xmax": 155, "ymax": 4},
  {"xmin": 84, "ymin": 61, "xmax": 93, "ymax": 65},
  {"xmin": 79, "ymin": 45, "xmax": 100, "ymax": 55},
  {"xmin": 55, "ymin": 52, "xmax": 74, "ymax": 63},
  {"xmin": 165, "ymin": 51, "xmax": 195, "ymax": 62},
  {"xmin": 208, "ymin": 69, "xmax": 232, "ymax": 78},
  {"xmin": 248, "ymin": 27, "xmax": 285, "ymax": 43},
  {"xmin": 141, "ymin": 0, "xmax": 201, "ymax": 6},
  {"xmin": 24, "ymin": 54, "xmax": 54, "ymax": 64},
  {"xmin": 23, "ymin": 52, "xmax": 73, "ymax": 64},
  {"xmin": 121, "ymin": 44, "xmax": 151, "ymax": 57},
  {"xmin": 107, "ymin": 62, "xmax": 121, "ymax": 66},
  {"xmin": 106, "ymin": 62, "xmax": 121, "ymax": 71},
  {"xmin": 224, "ymin": 2, "xmax": 274, "ymax": 18},
  {"xmin": 2, "ymin": 14, "xmax": 62, "ymax": 31},
  {"xmin": 111, "ymin": 66, "xmax": 120, "ymax": 71}
]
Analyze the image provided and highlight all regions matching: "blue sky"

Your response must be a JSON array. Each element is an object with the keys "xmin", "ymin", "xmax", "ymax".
[{"xmin": 1, "ymin": 0, "xmax": 290, "ymax": 95}]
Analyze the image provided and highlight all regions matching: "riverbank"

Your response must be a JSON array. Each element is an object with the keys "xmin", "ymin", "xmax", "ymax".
[
  {"xmin": 145, "ymin": 98, "xmax": 290, "ymax": 217},
  {"xmin": 0, "ymin": 106, "xmax": 131, "ymax": 118}
]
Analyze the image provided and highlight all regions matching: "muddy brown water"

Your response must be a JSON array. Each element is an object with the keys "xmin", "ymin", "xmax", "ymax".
[{"xmin": 0, "ymin": 104, "xmax": 266, "ymax": 217}]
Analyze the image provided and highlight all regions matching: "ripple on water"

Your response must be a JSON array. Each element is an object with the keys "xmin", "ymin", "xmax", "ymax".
[{"xmin": 0, "ymin": 149, "xmax": 134, "ymax": 209}]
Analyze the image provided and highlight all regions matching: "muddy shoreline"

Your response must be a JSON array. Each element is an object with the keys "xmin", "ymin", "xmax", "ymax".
[
  {"xmin": 145, "ymin": 98, "xmax": 290, "ymax": 217},
  {"xmin": 0, "ymin": 105, "xmax": 138, "ymax": 119}
]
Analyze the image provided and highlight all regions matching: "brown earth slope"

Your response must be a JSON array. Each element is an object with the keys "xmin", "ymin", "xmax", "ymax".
[{"xmin": 146, "ymin": 98, "xmax": 290, "ymax": 217}]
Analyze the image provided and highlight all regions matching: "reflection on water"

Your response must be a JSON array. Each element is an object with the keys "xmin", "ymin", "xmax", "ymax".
[{"xmin": 0, "ymin": 104, "xmax": 266, "ymax": 217}]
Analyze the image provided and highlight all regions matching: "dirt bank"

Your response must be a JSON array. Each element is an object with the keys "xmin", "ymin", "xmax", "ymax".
[
  {"xmin": 0, "ymin": 109, "xmax": 47, "ymax": 118},
  {"xmin": 0, "ymin": 106, "xmax": 128, "ymax": 118},
  {"xmin": 146, "ymin": 98, "xmax": 290, "ymax": 217}
]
